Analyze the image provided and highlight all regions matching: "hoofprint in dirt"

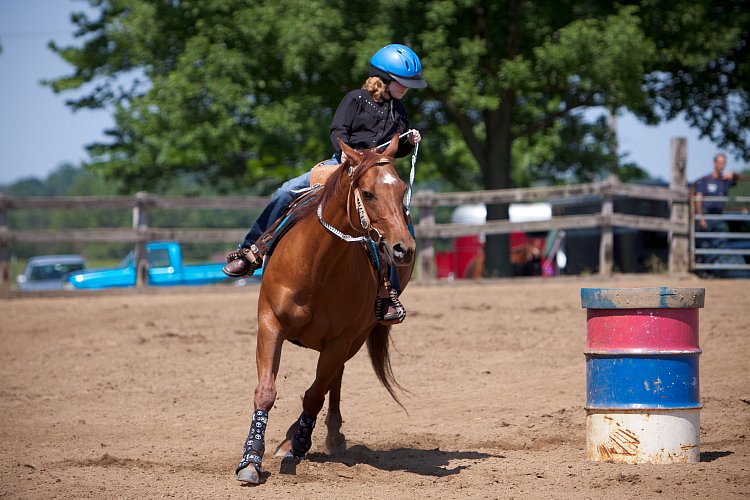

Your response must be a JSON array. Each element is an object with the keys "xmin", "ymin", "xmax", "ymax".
[{"xmin": 1, "ymin": 275, "xmax": 748, "ymax": 499}]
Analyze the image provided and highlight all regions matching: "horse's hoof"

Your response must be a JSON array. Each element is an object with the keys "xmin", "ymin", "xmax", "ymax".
[
  {"xmin": 325, "ymin": 435, "xmax": 347, "ymax": 456},
  {"xmin": 274, "ymin": 438, "xmax": 292, "ymax": 457},
  {"xmin": 236, "ymin": 466, "xmax": 261, "ymax": 484},
  {"xmin": 279, "ymin": 452, "xmax": 303, "ymax": 475}
]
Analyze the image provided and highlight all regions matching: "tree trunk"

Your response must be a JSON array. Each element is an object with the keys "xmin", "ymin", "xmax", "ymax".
[{"xmin": 482, "ymin": 95, "xmax": 514, "ymax": 277}]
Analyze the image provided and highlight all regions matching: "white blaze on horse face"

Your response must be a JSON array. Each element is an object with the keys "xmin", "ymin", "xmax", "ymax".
[{"xmin": 381, "ymin": 172, "xmax": 399, "ymax": 185}]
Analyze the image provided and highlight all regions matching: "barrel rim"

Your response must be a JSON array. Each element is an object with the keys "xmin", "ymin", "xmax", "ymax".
[
  {"xmin": 584, "ymin": 349, "xmax": 702, "ymax": 355},
  {"xmin": 581, "ymin": 287, "xmax": 705, "ymax": 309},
  {"xmin": 585, "ymin": 405, "xmax": 703, "ymax": 411}
]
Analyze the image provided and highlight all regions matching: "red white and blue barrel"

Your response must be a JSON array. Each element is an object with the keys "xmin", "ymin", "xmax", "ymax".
[{"xmin": 582, "ymin": 287, "xmax": 704, "ymax": 464}]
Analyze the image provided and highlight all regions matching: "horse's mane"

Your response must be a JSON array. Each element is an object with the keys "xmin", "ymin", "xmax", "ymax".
[{"xmin": 293, "ymin": 149, "xmax": 396, "ymax": 224}]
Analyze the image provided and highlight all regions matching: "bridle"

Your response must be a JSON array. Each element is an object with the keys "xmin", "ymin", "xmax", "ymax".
[
  {"xmin": 316, "ymin": 158, "xmax": 394, "ymax": 246},
  {"xmin": 317, "ymin": 131, "xmax": 418, "ymax": 256}
]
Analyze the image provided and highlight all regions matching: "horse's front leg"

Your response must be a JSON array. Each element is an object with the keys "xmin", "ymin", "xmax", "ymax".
[
  {"xmin": 236, "ymin": 317, "xmax": 284, "ymax": 484},
  {"xmin": 325, "ymin": 366, "xmax": 346, "ymax": 455}
]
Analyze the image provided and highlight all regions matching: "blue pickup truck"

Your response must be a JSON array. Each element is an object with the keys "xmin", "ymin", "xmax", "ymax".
[{"xmin": 66, "ymin": 241, "xmax": 232, "ymax": 289}]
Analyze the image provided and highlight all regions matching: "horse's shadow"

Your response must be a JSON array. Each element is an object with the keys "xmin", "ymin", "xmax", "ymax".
[
  {"xmin": 700, "ymin": 450, "xmax": 732, "ymax": 462},
  {"xmin": 281, "ymin": 444, "xmax": 503, "ymax": 477}
]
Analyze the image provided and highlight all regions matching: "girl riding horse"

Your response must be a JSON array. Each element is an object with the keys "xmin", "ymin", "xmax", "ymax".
[
  {"xmin": 235, "ymin": 137, "xmax": 416, "ymax": 484},
  {"xmin": 223, "ymin": 43, "xmax": 426, "ymax": 325}
]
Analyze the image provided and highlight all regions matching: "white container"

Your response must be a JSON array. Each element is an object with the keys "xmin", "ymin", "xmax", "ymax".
[{"xmin": 586, "ymin": 409, "xmax": 701, "ymax": 463}]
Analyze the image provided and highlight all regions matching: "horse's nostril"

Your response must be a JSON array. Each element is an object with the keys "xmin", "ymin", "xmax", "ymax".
[{"xmin": 393, "ymin": 243, "xmax": 406, "ymax": 258}]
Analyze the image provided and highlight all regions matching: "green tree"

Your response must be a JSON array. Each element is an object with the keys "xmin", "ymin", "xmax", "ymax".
[
  {"xmin": 638, "ymin": 0, "xmax": 749, "ymax": 156},
  {"xmin": 47, "ymin": 0, "xmax": 356, "ymax": 191},
  {"xmin": 512, "ymin": 113, "xmax": 649, "ymax": 186},
  {"xmin": 46, "ymin": 0, "xmax": 749, "ymax": 275}
]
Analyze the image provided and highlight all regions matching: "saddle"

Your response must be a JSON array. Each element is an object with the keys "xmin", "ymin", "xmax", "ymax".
[{"xmin": 309, "ymin": 159, "xmax": 341, "ymax": 186}]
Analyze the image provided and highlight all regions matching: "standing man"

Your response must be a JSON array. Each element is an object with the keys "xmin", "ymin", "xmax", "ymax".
[{"xmin": 693, "ymin": 153, "xmax": 740, "ymax": 273}]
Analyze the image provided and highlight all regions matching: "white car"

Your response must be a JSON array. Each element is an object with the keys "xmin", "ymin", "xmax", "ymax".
[{"xmin": 16, "ymin": 255, "xmax": 88, "ymax": 291}]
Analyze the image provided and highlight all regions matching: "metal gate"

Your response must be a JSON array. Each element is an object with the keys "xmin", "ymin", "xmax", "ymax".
[{"xmin": 690, "ymin": 192, "xmax": 750, "ymax": 277}]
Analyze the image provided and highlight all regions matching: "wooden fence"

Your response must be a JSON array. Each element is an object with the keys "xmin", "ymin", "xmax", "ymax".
[{"xmin": 0, "ymin": 139, "xmax": 692, "ymax": 289}]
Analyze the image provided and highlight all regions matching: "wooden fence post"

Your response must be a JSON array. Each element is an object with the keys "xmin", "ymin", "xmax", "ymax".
[
  {"xmin": 669, "ymin": 137, "xmax": 689, "ymax": 274},
  {"xmin": 598, "ymin": 178, "xmax": 615, "ymax": 276},
  {"xmin": 0, "ymin": 198, "xmax": 9, "ymax": 290},
  {"xmin": 133, "ymin": 192, "xmax": 151, "ymax": 288},
  {"xmin": 416, "ymin": 192, "xmax": 436, "ymax": 280}
]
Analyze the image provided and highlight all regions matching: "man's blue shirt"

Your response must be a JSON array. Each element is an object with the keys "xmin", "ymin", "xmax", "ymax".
[{"xmin": 693, "ymin": 175, "xmax": 734, "ymax": 214}]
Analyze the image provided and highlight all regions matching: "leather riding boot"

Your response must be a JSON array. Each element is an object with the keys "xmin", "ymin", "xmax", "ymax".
[
  {"xmin": 222, "ymin": 245, "xmax": 263, "ymax": 277},
  {"xmin": 375, "ymin": 280, "xmax": 406, "ymax": 325}
]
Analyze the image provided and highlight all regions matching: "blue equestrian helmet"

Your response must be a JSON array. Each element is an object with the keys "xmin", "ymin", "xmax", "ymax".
[{"xmin": 369, "ymin": 44, "xmax": 427, "ymax": 89}]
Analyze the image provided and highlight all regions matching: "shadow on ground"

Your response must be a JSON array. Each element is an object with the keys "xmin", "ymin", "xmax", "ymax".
[{"xmin": 300, "ymin": 445, "xmax": 503, "ymax": 477}]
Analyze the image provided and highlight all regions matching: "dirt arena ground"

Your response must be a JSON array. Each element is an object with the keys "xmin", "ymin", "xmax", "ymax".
[{"xmin": 1, "ymin": 275, "xmax": 748, "ymax": 499}]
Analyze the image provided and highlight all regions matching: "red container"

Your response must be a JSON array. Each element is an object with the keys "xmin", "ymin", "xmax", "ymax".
[{"xmin": 586, "ymin": 308, "xmax": 700, "ymax": 353}]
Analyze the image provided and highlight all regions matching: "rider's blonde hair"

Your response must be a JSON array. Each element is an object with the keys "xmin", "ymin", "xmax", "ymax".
[{"xmin": 363, "ymin": 76, "xmax": 389, "ymax": 103}]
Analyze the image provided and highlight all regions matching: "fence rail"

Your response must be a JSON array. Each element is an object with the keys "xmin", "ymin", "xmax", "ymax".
[
  {"xmin": 0, "ymin": 193, "xmax": 270, "ymax": 210},
  {"xmin": 0, "ymin": 228, "xmax": 249, "ymax": 244},
  {"xmin": 0, "ymin": 179, "xmax": 691, "ymax": 288}
]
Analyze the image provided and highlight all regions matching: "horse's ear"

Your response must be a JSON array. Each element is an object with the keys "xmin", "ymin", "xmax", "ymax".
[
  {"xmin": 383, "ymin": 133, "xmax": 399, "ymax": 158},
  {"xmin": 337, "ymin": 138, "xmax": 361, "ymax": 165}
]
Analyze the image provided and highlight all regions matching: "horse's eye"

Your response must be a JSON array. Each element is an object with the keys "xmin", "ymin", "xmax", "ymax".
[{"xmin": 362, "ymin": 190, "xmax": 375, "ymax": 201}]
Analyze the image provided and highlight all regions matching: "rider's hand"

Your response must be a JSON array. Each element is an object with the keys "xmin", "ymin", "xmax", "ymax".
[
  {"xmin": 723, "ymin": 171, "xmax": 739, "ymax": 182},
  {"xmin": 408, "ymin": 129, "xmax": 421, "ymax": 145}
]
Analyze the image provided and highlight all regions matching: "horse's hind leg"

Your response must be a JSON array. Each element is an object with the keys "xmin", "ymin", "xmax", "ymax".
[
  {"xmin": 236, "ymin": 321, "xmax": 284, "ymax": 484},
  {"xmin": 325, "ymin": 366, "xmax": 347, "ymax": 455},
  {"xmin": 276, "ymin": 344, "xmax": 351, "ymax": 460},
  {"xmin": 276, "ymin": 366, "xmax": 346, "ymax": 458},
  {"xmin": 275, "ymin": 366, "xmax": 346, "ymax": 458}
]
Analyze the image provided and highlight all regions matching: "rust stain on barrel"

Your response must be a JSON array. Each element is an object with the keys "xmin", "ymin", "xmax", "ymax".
[{"xmin": 597, "ymin": 429, "xmax": 640, "ymax": 458}]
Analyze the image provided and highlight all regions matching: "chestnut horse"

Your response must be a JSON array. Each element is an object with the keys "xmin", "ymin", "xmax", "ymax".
[{"xmin": 236, "ymin": 136, "xmax": 416, "ymax": 484}]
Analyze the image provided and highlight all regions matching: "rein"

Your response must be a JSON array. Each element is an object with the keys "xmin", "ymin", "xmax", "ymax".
[{"xmin": 376, "ymin": 130, "xmax": 418, "ymax": 215}]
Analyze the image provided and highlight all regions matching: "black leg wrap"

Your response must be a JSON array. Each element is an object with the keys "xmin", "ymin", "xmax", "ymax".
[
  {"xmin": 236, "ymin": 409, "xmax": 268, "ymax": 474},
  {"xmin": 291, "ymin": 413, "xmax": 317, "ymax": 459},
  {"xmin": 375, "ymin": 297, "xmax": 384, "ymax": 320}
]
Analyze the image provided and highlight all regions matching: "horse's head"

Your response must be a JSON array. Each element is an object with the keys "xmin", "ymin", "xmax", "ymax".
[{"xmin": 338, "ymin": 137, "xmax": 416, "ymax": 267}]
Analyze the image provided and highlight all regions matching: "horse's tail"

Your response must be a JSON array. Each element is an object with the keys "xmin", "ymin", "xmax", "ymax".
[{"xmin": 366, "ymin": 322, "xmax": 407, "ymax": 411}]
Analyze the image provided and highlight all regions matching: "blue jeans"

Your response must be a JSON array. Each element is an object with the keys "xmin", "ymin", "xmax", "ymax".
[{"xmin": 241, "ymin": 170, "xmax": 313, "ymax": 247}]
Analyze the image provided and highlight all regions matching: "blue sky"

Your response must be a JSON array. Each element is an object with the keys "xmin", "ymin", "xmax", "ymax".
[{"xmin": 0, "ymin": 0, "xmax": 745, "ymax": 187}]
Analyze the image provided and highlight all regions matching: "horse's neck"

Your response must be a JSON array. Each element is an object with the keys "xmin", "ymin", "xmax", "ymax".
[
  {"xmin": 291, "ymin": 182, "xmax": 372, "ymax": 281},
  {"xmin": 321, "ymin": 180, "xmax": 358, "ymax": 234}
]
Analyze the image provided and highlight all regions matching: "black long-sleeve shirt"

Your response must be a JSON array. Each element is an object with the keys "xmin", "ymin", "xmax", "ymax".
[{"xmin": 329, "ymin": 89, "xmax": 413, "ymax": 158}]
